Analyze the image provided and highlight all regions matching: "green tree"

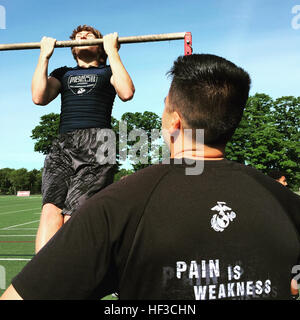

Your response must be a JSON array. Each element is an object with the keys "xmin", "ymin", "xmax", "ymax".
[
  {"xmin": 226, "ymin": 94, "xmax": 300, "ymax": 190},
  {"xmin": 28, "ymin": 168, "xmax": 43, "ymax": 194},
  {"xmin": 31, "ymin": 113, "xmax": 60, "ymax": 154},
  {"xmin": 9, "ymin": 168, "xmax": 30, "ymax": 194},
  {"xmin": 0, "ymin": 168, "xmax": 13, "ymax": 194},
  {"xmin": 32, "ymin": 111, "xmax": 162, "ymax": 173},
  {"xmin": 0, "ymin": 168, "xmax": 43, "ymax": 195},
  {"xmin": 113, "ymin": 168, "xmax": 134, "ymax": 182},
  {"xmin": 119, "ymin": 111, "xmax": 162, "ymax": 171},
  {"xmin": 31, "ymin": 100, "xmax": 299, "ymax": 190}
]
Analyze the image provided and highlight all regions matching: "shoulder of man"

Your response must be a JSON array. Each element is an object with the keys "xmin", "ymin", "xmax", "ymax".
[
  {"xmin": 69, "ymin": 164, "xmax": 173, "ymax": 249},
  {"xmin": 49, "ymin": 66, "xmax": 72, "ymax": 81},
  {"xmin": 95, "ymin": 164, "xmax": 172, "ymax": 204},
  {"xmin": 97, "ymin": 64, "xmax": 113, "ymax": 76},
  {"xmin": 73, "ymin": 164, "xmax": 172, "ymax": 223}
]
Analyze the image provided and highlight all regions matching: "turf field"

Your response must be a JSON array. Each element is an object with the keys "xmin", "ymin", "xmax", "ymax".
[
  {"xmin": 0, "ymin": 195, "xmax": 115, "ymax": 299},
  {"xmin": 0, "ymin": 195, "xmax": 39, "ymax": 296}
]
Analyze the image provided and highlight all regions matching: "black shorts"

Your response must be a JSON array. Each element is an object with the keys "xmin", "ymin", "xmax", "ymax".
[{"xmin": 42, "ymin": 128, "xmax": 116, "ymax": 215}]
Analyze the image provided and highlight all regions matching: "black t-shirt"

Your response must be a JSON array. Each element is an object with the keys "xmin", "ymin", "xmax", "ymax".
[
  {"xmin": 12, "ymin": 159, "xmax": 300, "ymax": 300},
  {"xmin": 50, "ymin": 65, "xmax": 116, "ymax": 134}
]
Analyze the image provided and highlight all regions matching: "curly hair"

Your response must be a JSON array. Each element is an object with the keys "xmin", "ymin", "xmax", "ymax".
[{"xmin": 70, "ymin": 25, "xmax": 107, "ymax": 64}]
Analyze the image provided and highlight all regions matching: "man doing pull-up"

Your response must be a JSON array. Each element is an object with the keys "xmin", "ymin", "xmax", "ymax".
[{"xmin": 32, "ymin": 25, "xmax": 135, "ymax": 253}]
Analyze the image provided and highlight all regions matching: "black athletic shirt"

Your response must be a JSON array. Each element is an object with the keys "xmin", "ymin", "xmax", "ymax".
[
  {"xmin": 50, "ymin": 65, "xmax": 116, "ymax": 134},
  {"xmin": 12, "ymin": 159, "xmax": 300, "ymax": 300}
]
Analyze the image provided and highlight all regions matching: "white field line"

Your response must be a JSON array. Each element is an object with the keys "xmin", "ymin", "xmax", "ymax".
[
  {"xmin": 0, "ymin": 204, "xmax": 40, "ymax": 209},
  {"xmin": 1, "ymin": 220, "xmax": 40, "ymax": 230},
  {"xmin": 0, "ymin": 196, "xmax": 42, "ymax": 200},
  {"xmin": 3, "ymin": 228, "xmax": 37, "ymax": 230},
  {"xmin": 0, "ymin": 235, "xmax": 36, "ymax": 237},
  {"xmin": 0, "ymin": 258, "xmax": 31, "ymax": 261},
  {"xmin": 0, "ymin": 203, "xmax": 37, "ymax": 208},
  {"xmin": 0, "ymin": 208, "xmax": 41, "ymax": 216}
]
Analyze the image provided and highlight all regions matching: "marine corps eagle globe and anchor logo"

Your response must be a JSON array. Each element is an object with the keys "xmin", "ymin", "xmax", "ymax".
[
  {"xmin": 68, "ymin": 74, "xmax": 98, "ymax": 95},
  {"xmin": 210, "ymin": 201, "xmax": 236, "ymax": 232}
]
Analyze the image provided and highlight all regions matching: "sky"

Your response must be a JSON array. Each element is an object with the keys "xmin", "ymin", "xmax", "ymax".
[{"xmin": 0, "ymin": 0, "xmax": 300, "ymax": 170}]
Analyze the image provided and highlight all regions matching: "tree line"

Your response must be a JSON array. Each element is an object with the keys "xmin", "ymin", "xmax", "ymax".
[
  {"xmin": 1, "ymin": 93, "xmax": 299, "ymax": 194},
  {"xmin": 0, "ymin": 168, "xmax": 42, "ymax": 195},
  {"xmin": 225, "ymin": 94, "xmax": 299, "ymax": 190}
]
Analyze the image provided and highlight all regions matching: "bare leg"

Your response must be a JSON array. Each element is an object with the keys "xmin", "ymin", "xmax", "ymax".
[{"xmin": 35, "ymin": 203, "xmax": 64, "ymax": 253}]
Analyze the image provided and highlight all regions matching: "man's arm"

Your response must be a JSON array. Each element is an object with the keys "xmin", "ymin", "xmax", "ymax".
[
  {"xmin": 31, "ymin": 37, "xmax": 61, "ymax": 106},
  {"xmin": 103, "ymin": 32, "xmax": 135, "ymax": 102},
  {"xmin": 0, "ymin": 285, "xmax": 23, "ymax": 300}
]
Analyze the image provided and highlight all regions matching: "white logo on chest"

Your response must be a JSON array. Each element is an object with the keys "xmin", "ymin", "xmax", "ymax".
[
  {"xmin": 68, "ymin": 74, "xmax": 98, "ymax": 95},
  {"xmin": 210, "ymin": 201, "xmax": 236, "ymax": 232}
]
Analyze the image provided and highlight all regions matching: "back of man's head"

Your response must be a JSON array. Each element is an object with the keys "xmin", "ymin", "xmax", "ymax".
[{"xmin": 167, "ymin": 54, "xmax": 251, "ymax": 146}]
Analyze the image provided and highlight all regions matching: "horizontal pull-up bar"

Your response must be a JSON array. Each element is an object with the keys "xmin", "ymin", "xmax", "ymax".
[{"xmin": 0, "ymin": 32, "xmax": 191, "ymax": 52}]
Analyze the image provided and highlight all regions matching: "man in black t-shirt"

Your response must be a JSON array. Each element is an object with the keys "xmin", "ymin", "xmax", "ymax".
[
  {"xmin": 31, "ymin": 25, "xmax": 135, "ymax": 253},
  {"xmin": 1, "ymin": 54, "xmax": 300, "ymax": 300}
]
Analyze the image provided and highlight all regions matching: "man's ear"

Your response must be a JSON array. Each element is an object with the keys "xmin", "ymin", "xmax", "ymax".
[{"xmin": 169, "ymin": 111, "xmax": 182, "ymax": 134}]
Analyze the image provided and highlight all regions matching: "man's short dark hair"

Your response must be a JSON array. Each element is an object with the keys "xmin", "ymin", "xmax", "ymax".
[
  {"xmin": 268, "ymin": 170, "xmax": 286, "ymax": 180},
  {"xmin": 167, "ymin": 54, "xmax": 251, "ymax": 145}
]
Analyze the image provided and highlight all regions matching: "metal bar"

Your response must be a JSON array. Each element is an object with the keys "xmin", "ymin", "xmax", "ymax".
[{"xmin": 0, "ymin": 32, "xmax": 187, "ymax": 51}]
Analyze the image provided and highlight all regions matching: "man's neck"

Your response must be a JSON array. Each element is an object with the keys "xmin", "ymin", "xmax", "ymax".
[
  {"xmin": 171, "ymin": 145, "xmax": 225, "ymax": 161},
  {"xmin": 76, "ymin": 57, "xmax": 100, "ymax": 68}
]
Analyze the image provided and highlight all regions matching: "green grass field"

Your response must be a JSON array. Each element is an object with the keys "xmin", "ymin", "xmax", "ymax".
[
  {"xmin": 0, "ymin": 195, "xmax": 40, "ymax": 296},
  {"xmin": 0, "ymin": 195, "xmax": 115, "ymax": 299}
]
